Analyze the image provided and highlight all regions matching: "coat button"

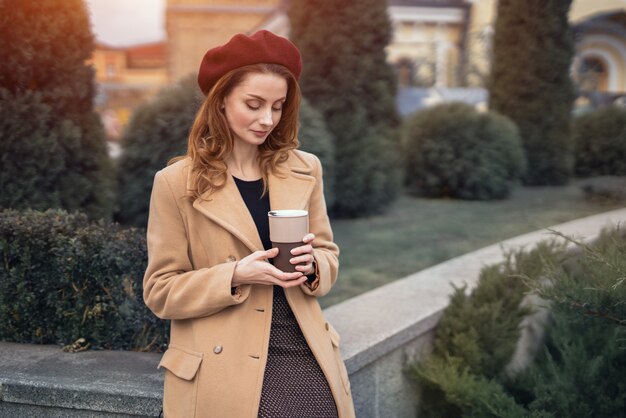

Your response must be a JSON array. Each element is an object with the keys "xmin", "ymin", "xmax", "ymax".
[
  {"xmin": 226, "ymin": 256, "xmax": 236, "ymax": 263},
  {"xmin": 325, "ymin": 322, "xmax": 329, "ymax": 331},
  {"xmin": 213, "ymin": 345, "xmax": 223, "ymax": 354}
]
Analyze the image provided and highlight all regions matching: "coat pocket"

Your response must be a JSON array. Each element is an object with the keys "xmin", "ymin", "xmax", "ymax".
[
  {"xmin": 327, "ymin": 323, "xmax": 352, "ymax": 395},
  {"xmin": 158, "ymin": 345, "xmax": 203, "ymax": 418}
]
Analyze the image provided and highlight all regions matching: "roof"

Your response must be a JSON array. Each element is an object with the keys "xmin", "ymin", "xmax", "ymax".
[
  {"xmin": 94, "ymin": 42, "xmax": 167, "ymax": 69},
  {"xmin": 126, "ymin": 42, "xmax": 167, "ymax": 69}
]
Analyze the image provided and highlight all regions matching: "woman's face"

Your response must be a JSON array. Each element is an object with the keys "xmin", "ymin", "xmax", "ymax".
[{"xmin": 223, "ymin": 72, "xmax": 288, "ymax": 148}]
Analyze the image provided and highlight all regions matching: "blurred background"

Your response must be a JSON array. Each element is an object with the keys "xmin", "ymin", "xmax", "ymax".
[{"xmin": 1, "ymin": 0, "xmax": 625, "ymax": 348}]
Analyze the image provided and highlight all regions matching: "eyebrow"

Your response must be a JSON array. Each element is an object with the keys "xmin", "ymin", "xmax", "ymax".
[{"xmin": 245, "ymin": 94, "xmax": 286, "ymax": 102}]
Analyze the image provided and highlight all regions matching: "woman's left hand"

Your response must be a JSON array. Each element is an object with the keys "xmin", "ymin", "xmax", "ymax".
[{"xmin": 290, "ymin": 233, "xmax": 316, "ymax": 276}]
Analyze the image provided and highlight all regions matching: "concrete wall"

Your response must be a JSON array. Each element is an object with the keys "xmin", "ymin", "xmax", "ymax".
[{"xmin": 1, "ymin": 208, "xmax": 625, "ymax": 417}]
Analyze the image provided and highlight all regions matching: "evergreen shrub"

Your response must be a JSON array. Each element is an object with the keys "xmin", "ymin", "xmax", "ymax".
[
  {"xmin": 404, "ymin": 103, "xmax": 527, "ymax": 200},
  {"xmin": 411, "ymin": 240, "xmax": 566, "ymax": 418},
  {"xmin": 298, "ymin": 98, "xmax": 336, "ymax": 207},
  {"xmin": 0, "ymin": 209, "xmax": 166, "ymax": 351},
  {"xmin": 512, "ymin": 228, "xmax": 626, "ymax": 417},
  {"xmin": 0, "ymin": 0, "xmax": 113, "ymax": 219},
  {"xmin": 116, "ymin": 76, "xmax": 200, "ymax": 227},
  {"xmin": 411, "ymin": 228, "xmax": 626, "ymax": 417},
  {"xmin": 573, "ymin": 106, "xmax": 626, "ymax": 177},
  {"xmin": 0, "ymin": 89, "xmax": 65, "ymax": 211},
  {"xmin": 289, "ymin": 0, "xmax": 402, "ymax": 217},
  {"xmin": 489, "ymin": 0, "xmax": 575, "ymax": 185}
]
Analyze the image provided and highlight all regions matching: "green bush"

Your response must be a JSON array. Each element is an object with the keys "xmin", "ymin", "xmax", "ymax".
[
  {"xmin": 0, "ymin": 209, "xmax": 166, "ymax": 351},
  {"xmin": 411, "ymin": 227, "xmax": 626, "ymax": 417},
  {"xmin": 411, "ymin": 240, "xmax": 566, "ymax": 417},
  {"xmin": 289, "ymin": 0, "xmax": 402, "ymax": 218},
  {"xmin": 573, "ymin": 106, "xmax": 626, "ymax": 177},
  {"xmin": 514, "ymin": 228, "xmax": 626, "ymax": 417},
  {"xmin": 0, "ymin": 0, "xmax": 113, "ymax": 219},
  {"xmin": 298, "ymin": 98, "xmax": 336, "ymax": 207},
  {"xmin": 404, "ymin": 103, "xmax": 527, "ymax": 200},
  {"xmin": 116, "ymin": 76, "xmax": 201, "ymax": 227},
  {"xmin": 489, "ymin": 0, "xmax": 575, "ymax": 186},
  {"xmin": 0, "ymin": 89, "xmax": 65, "ymax": 211}
]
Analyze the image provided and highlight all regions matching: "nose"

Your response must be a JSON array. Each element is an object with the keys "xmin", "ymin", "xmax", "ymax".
[{"xmin": 259, "ymin": 109, "xmax": 273, "ymax": 127}]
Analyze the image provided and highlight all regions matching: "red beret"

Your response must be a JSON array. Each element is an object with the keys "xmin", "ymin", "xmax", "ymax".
[{"xmin": 197, "ymin": 30, "xmax": 302, "ymax": 95}]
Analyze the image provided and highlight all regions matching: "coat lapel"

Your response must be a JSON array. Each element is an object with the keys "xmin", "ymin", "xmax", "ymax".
[
  {"xmin": 268, "ymin": 158, "xmax": 316, "ymax": 213},
  {"xmin": 192, "ymin": 175, "xmax": 263, "ymax": 253},
  {"xmin": 192, "ymin": 152, "xmax": 317, "ymax": 253}
]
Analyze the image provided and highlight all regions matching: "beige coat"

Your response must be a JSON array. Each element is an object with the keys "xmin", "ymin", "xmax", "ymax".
[{"xmin": 143, "ymin": 150, "xmax": 355, "ymax": 418}]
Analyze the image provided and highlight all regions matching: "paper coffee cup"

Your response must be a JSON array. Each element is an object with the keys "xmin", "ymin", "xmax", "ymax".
[{"xmin": 268, "ymin": 210, "xmax": 309, "ymax": 273}]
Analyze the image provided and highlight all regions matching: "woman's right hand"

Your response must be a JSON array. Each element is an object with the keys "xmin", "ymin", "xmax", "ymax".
[{"xmin": 231, "ymin": 248, "xmax": 308, "ymax": 288}]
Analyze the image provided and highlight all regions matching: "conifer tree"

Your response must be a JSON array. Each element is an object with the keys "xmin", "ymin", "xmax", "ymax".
[
  {"xmin": 489, "ymin": 0, "xmax": 575, "ymax": 185},
  {"xmin": 0, "ymin": 0, "xmax": 113, "ymax": 219},
  {"xmin": 116, "ymin": 77, "xmax": 201, "ymax": 227},
  {"xmin": 289, "ymin": 0, "xmax": 401, "ymax": 217}
]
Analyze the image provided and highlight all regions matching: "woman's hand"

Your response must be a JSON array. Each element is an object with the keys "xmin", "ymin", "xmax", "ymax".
[
  {"xmin": 289, "ymin": 233, "xmax": 316, "ymax": 276},
  {"xmin": 231, "ymin": 248, "xmax": 307, "ymax": 288}
]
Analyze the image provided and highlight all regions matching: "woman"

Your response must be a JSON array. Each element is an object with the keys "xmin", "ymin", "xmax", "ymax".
[{"xmin": 143, "ymin": 30, "xmax": 355, "ymax": 418}]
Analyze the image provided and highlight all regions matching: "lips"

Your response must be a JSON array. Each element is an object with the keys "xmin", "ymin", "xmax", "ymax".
[{"xmin": 252, "ymin": 130, "xmax": 269, "ymax": 138}]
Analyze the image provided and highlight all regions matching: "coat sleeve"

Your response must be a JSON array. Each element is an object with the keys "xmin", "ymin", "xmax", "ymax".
[
  {"xmin": 300, "ymin": 154, "xmax": 340, "ymax": 298},
  {"xmin": 143, "ymin": 170, "xmax": 251, "ymax": 320}
]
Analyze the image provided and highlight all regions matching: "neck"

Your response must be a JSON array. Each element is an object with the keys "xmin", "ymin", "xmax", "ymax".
[{"xmin": 227, "ymin": 143, "xmax": 261, "ymax": 180}]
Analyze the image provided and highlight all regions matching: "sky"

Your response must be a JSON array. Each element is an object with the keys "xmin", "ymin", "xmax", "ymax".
[{"xmin": 85, "ymin": 0, "xmax": 166, "ymax": 46}]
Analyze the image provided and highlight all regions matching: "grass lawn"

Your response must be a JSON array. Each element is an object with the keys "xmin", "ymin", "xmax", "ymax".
[{"xmin": 319, "ymin": 180, "xmax": 624, "ymax": 308}]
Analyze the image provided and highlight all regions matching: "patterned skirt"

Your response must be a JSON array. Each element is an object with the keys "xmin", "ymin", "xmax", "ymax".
[{"xmin": 257, "ymin": 286, "xmax": 339, "ymax": 418}]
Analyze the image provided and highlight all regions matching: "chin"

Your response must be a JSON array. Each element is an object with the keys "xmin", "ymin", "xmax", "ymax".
[{"xmin": 249, "ymin": 134, "xmax": 270, "ymax": 145}]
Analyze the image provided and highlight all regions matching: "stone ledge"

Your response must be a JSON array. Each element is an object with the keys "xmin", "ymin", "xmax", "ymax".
[{"xmin": 0, "ymin": 343, "xmax": 162, "ymax": 417}]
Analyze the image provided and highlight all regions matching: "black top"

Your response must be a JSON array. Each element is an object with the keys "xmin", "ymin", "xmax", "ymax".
[{"xmin": 232, "ymin": 176, "xmax": 272, "ymax": 251}]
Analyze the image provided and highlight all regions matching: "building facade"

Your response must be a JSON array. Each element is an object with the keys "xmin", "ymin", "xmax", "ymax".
[
  {"xmin": 571, "ymin": 6, "xmax": 626, "ymax": 104},
  {"xmin": 90, "ymin": 42, "xmax": 167, "ymax": 139},
  {"xmin": 165, "ymin": 0, "xmax": 282, "ymax": 82},
  {"xmin": 387, "ymin": 0, "xmax": 626, "ymax": 95}
]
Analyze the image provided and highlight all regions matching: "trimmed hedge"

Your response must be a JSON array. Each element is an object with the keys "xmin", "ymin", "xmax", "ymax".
[
  {"xmin": 404, "ymin": 103, "xmax": 527, "ymax": 200},
  {"xmin": 573, "ymin": 106, "xmax": 626, "ymax": 177},
  {"xmin": 0, "ymin": 209, "xmax": 167, "ymax": 351}
]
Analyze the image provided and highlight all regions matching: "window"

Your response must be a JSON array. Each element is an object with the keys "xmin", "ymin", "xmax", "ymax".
[
  {"xmin": 579, "ymin": 57, "xmax": 608, "ymax": 91},
  {"xmin": 106, "ymin": 62, "xmax": 117, "ymax": 79}
]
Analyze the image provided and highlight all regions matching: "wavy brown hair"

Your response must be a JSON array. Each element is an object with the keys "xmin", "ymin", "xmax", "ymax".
[{"xmin": 170, "ymin": 63, "xmax": 301, "ymax": 200}]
